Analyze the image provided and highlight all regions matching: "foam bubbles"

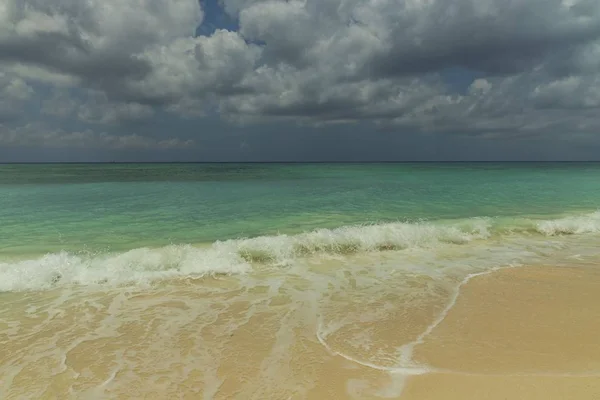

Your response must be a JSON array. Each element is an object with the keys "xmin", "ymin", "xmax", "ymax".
[
  {"xmin": 536, "ymin": 211, "xmax": 600, "ymax": 236},
  {"xmin": 0, "ymin": 245, "xmax": 250, "ymax": 292}
]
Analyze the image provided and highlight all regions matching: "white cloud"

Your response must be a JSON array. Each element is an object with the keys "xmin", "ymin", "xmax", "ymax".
[
  {"xmin": 128, "ymin": 29, "xmax": 262, "ymax": 109},
  {"xmin": 0, "ymin": 0, "xmax": 203, "ymax": 90},
  {"xmin": 532, "ymin": 75, "xmax": 600, "ymax": 109}
]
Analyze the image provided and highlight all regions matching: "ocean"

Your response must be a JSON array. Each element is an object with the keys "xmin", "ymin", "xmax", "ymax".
[{"xmin": 2, "ymin": 163, "xmax": 600, "ymax": 399}]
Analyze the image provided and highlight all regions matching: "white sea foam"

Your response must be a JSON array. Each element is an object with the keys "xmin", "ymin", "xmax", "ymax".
[
  {"xmin": 1, "ymin": 212, "xmax": 599, "ymax": 292},
  {"xmin": 536, "ymin": 210, "xmax": 600, "ymax": 235},
  {"xmin": 0, "ymin": 246, "xmax": 250, "ymax": 292}
]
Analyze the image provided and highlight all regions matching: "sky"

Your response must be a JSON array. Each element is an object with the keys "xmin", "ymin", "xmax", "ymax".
[{"xmin": 1, "ymin": 0, "xmax": 600, "ymax": 162}]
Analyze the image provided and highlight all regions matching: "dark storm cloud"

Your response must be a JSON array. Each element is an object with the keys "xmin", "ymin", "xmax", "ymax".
[
  {"xmin": 1, "ymin": 0, "xmax": 600, "ymax": 158},
  {"xmin": 0, "ymin": 123, "xmax": 195, "ymax": 149},
  {"xmin": 208, "ymin": 0, "xmax": 600, "ymax": 133},
  {"xmin": 0, "ymin": 36, "xmax": 152, "ymax": 88},
  {"xmin": 368, "ymin": 0, "xmax": 600, "ymax": 78}
]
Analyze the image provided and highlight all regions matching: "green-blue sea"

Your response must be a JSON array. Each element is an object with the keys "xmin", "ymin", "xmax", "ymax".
[{"xmin": 2, "ymin": 162, "xmax": 600, "ymax": 291}]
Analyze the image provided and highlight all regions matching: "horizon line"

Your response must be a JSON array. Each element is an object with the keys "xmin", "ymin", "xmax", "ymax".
[{"xmin": 2, "ymin": 160, "xmax": 600, "ymax": 165}]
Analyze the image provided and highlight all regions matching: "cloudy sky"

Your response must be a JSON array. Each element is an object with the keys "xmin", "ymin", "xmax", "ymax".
[{"xmin": 1, "ymin": 0, "xmax": 600, "ymax": 161}]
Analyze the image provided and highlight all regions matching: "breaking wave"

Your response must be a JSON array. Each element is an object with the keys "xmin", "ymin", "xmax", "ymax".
[{"xmin": 1, "ymin": 211, "xmax": 599, "ymax": 292}]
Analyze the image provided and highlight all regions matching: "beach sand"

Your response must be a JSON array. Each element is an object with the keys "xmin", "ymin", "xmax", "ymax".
[
  {"xmin": 2, "ymin": 264, "xmax": 600, "ymax": 399},
  {"xmin": 401, "ymin": 265, "xmax": 600, "ymax": 400}
]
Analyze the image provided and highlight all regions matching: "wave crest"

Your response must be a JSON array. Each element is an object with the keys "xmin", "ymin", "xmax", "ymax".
[
  {"xmin": 1, "ymin": 211, "xmax": 599, "ymax": 292},
  {"xmin": 233, "ymin": 218, "xmax": 491, "ymax": 262},
  {"xmin": 536, "ymin": 211, "xmax": 600, "ymax": 236}
]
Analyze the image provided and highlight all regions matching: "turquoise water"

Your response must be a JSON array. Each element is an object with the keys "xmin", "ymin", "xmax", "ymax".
[{"xmin": 2, "ymin": 162, "xmax": 600, "ymax": 291}]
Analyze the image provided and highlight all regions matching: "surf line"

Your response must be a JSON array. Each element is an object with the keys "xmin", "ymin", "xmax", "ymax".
[
  {"xmin": 315, "ymin": 326, "xmax": 431, "ymax": 375},
  {"xmin": 316, "ymin": 264, "xmax": 520, "ymax": 376},
  {"xmin": 317, "ymin": 318, "xmax": 600, "ymax": 379},
  {"xmin": 316, "ymin": 322, "xmax": 600, "ymax": 379}
]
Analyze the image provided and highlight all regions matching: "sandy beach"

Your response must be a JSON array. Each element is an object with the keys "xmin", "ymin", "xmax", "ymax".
[
  {"xmin": 3, "ymin": 263, "xmax": 600, "ymax": 399},
  {"xmin": 402, "ymin": 265, "xmax": 600, "ymax": 399}
]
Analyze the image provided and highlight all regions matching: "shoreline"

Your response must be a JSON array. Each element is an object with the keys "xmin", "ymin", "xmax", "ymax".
[{"xmin": 3, "ymin": 263, "xmax": 600, "ymax": 399}]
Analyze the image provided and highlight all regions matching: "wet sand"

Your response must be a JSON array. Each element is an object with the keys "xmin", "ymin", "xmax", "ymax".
[
  {"xmin": 2, "ymin": 264, "xmax": 600, "ymax": 399},
  {"xmin": 402, "ymin": 265, "xmax": 600, "ymax": 399}
]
